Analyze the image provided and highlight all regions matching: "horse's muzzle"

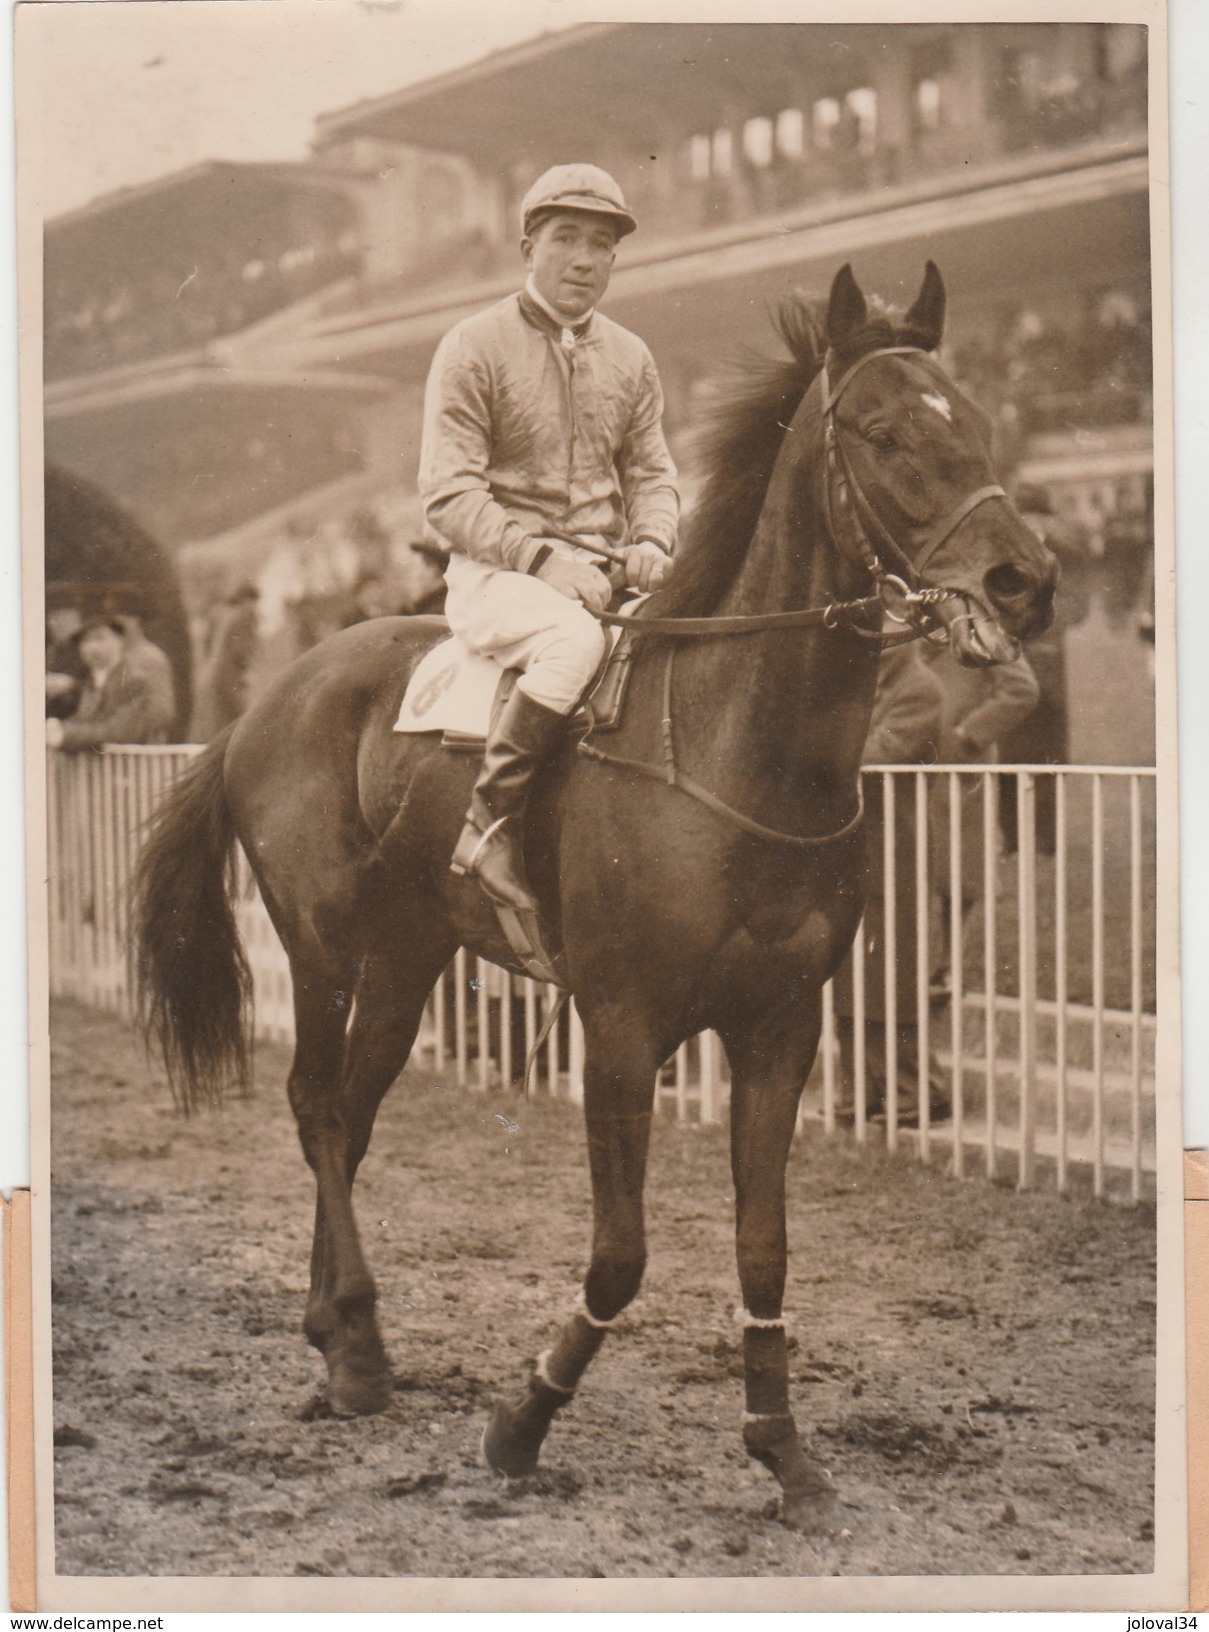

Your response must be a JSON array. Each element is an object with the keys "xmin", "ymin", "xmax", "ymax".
[{"xmin": 982, "ymin": 552, "xmax": 1058, "ymax": 641}]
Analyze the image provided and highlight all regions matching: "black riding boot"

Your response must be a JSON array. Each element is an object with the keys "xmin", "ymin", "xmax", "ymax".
[{"xmin": 449, "ymin": 688, "xmax": 567, "ymax": 918}]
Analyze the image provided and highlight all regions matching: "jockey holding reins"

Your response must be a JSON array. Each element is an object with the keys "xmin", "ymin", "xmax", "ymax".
[{"xmin": 419, "ymin": 163, "xmax": 679, "ymax": 960}]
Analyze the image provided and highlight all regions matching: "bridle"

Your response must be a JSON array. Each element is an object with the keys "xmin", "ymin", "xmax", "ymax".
[
  {"xmin": 580, "ymin": 344, "xmax": 1010, "ymax": 846},
  {"xmin": 595, "ymin": 343, "xmax": 1008, "ymax": 642},
  {"xmin": 817, "ymin": 344, "xmax": 1006, "ymax": 642}
]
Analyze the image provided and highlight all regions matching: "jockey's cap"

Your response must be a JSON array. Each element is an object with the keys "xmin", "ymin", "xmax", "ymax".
[{"xmin": 520, "ymin": 164, "xmax": 637, "ymax": 239}]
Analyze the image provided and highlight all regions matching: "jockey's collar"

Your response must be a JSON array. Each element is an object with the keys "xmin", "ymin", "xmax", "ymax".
[{"xmin": 520, "ymin": 280, "xmax": 594, "ymax": 342}]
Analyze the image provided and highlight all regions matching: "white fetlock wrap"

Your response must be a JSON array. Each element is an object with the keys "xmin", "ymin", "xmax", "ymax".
[
  {"xmin": 533, "ymin": 1348, "xmax": 576, "ymax": 1397},
  {"xmin": 734, "ymin": 1306, "xmax": 788, "ymax": 1331},
  {"xmin": 575, "ymin": 1289, "xmax": 622, "ymax": 1330},
  {"xmin": 742, "ymin": 1410, "xmax": 795, "ymax": 1426}
]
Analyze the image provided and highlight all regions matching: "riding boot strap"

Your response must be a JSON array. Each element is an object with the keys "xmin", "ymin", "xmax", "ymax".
[{"xmin": 450, "ymin": 689, "xmax": 568, "ymax": 912}]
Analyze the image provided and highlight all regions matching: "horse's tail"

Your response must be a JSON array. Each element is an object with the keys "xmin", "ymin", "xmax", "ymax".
[{"xmin": 133, "ymin": 728, "xmax": 251, "ymax": 1113}]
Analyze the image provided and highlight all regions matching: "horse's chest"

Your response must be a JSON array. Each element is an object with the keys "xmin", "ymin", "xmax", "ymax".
[{"xmin": 733, "ymin": 863, "xmax": 862, "ymax": 967}]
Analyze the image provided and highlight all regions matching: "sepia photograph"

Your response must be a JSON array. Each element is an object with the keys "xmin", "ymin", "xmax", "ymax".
[{"xmin": 15, "ymin": 0, "xmax": 1188, "ymax": 1610}]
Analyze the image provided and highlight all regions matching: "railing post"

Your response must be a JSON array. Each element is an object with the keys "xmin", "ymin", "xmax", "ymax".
[
  {"xmin": 454, "ymin": 946, "xmax": 468, "ymax": 1089},
  {"xmin": 1016, "ymin": 771, "xmax": 1037, "ymax": 1191},
  {"xmin": 821, "ymin": 982, "xmax": 837, "ymax": 1135},
  {"xmin": 982, "ymin": 769, "xmax": 998, "ymax": 1180},
  {"xmin": 948, "ymin": 770, "xmax": 964, "ymax": 1178},
  {"xmin": 1091, "ymin": 773, "xmax": 1105, "ymax": 1199},
  {"xmin": 569, "ymin": 1000, "xmax": 585, "ymax": 1107},
  {"xmin": 914, "ymin": 770, "xmax": 931, "ymax": 1165},
  {"xmin": 1054, "ymin": 774, "xmax": 1068, "ymax": 1194},
  {"xmin": 852, "ymin": 912, "xmax": 867, "ymax": 1144},
  {"xmin": 882, "ymin": 770, "xmax": 898, "ymax": 1151}
]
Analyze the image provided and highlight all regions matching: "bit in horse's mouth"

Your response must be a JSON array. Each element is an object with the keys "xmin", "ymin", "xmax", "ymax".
[{"xmin": 931, "ymin": 592, "xmax": 1021, "ymax": 667}]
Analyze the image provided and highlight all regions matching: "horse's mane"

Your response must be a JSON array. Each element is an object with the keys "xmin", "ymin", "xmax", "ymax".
[{"xmin": 647, "ymin": 295, "xmax": 913, "ymax": 620}]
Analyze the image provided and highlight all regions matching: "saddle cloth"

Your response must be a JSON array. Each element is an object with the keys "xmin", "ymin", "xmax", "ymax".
[{"xmin": 393, "ymin": 614, "xmax": 638, "ymax": 742}]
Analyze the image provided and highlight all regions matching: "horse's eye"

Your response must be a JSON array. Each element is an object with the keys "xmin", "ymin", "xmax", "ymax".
[{"xmin": 865, "ymin": 427, "xmax": 896, "ymax": 451}]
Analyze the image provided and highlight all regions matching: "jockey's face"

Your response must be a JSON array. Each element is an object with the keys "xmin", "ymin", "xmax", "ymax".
[{"xmin": 522, "ymin": 210, "xmax": 619, "ymax": 320}]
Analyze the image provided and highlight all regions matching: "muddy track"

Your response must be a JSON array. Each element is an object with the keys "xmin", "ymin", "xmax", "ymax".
[{"xmin": 49, "ymin": 1000, "xmax": 1156, "ymax": 1581}]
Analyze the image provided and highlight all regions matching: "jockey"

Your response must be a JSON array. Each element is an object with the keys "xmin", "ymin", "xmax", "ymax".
[{"xmin": 418, "ymin": 162, "xmax": 679, "ymax": 962}]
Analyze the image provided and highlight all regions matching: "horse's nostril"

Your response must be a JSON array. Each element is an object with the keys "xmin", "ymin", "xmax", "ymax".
[{"xmin": 984, "ymin": 563, "xmax": 1033, "ymax": 605}]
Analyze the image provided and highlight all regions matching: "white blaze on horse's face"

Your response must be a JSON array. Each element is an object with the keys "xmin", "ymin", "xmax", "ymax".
[{"xmin": 920, "ymin": 390, "xmax": 953, "ymax": 423}]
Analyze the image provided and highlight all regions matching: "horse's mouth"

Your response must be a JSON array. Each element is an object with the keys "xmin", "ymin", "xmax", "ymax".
[{"xmin": 930, "ymin": 592, "xmax": 1021, "ymax": 667}]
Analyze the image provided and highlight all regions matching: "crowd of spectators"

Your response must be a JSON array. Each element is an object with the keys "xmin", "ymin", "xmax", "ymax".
[
  {"xmin": 949, "ymin": 287, "xmax": 1152, "ymax": 439},
  {"xmin": 46, "ymin": 233, "xmax": 359, "ymax": 381}
]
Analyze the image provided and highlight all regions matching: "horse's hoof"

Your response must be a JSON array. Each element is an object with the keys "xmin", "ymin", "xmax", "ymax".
[
  {"xmin": 481, "ymin": 1406, "xmax": 541, "ymax": 1479},
  {"xmin": 781, "ymin": 1485, "xmax": 842, "ymax": 1537},
  {"xmin": 326, "ymin": 1361, "xmax": 393, "ymax": 1418}
]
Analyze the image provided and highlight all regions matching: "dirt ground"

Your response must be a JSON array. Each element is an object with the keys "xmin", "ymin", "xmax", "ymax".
[{"xmin": 48, "ymin": 998, "xmax": 1157, "ymax": 1583}]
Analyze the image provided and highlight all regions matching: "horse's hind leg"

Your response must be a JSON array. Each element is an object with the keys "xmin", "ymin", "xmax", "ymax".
[
  {"xmin": 299, "ymin": 920, "xmax": 457, "ymax": 1417},
  {"xmin": 723, "ymin": 994, "xmax": 840, "ymax": 1535},
  {"xmin": 484, "ymin": 1014, "xmax": 659, "ymax": 1476}
]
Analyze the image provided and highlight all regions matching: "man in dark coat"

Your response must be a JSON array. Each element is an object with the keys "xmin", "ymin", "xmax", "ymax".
[
  {"xmin": 45, "ymin": 613, "xmax": 175, "ymax": 751},
  {"xmin": 833, "ymin": 643, "xmax": 947, "ymax": 1125}
]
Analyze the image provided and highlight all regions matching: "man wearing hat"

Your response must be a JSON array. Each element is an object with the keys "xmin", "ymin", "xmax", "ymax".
[
  {"xmin": 419, "ymin": 162, "xmax": 678, "ymax": 964},
  {"xmin": 45, "ymin": 610, "xmax": 175, "ymax": 751}
]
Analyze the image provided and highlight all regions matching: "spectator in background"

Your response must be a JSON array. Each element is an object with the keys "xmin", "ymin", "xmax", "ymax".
[
  {"xmin": 999, "ymin": 483, "xmax": 1092, "ymax": 854},
  {"xmin": 46, "ymin": 612, "xmax": 175, "ymax": 751},
  {"xmin": 340, "ymin": 572, "xmax": 399, "ymax": 628},
  {"xmin": 833, "ymin": 643, "xmax": 948, "ymax": 1127},
  {"xmin": 926, "ymin": 636, "xmax": 1040, "ymax": 1007},
  {"xmin": 46, "ymin": 604, "xmax": 86, "ymax": 719},
  {"xmin": 193, "ymin": 582, "xmax": 260, "ymax": 740},
  {"xmin": 404, "ymin": 541, "xmax": 449, "ymax": 616},
  {"xmin": 115, "ymin": 607, "xmax": 177, "ymax": 728}
]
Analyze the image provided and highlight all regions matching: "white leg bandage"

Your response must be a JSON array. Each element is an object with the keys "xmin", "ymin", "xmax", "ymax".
[{"xmin": 734, "ymin": 1307, "xmax": 788, "ymax": 1331}]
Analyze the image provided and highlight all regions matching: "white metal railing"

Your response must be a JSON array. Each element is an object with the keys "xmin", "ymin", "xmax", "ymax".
[{"xmin": 46, "ymin": 749, "xmax": 1157, "ymax": 1201}]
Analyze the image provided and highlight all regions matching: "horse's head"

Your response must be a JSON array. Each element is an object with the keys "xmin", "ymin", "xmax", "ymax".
[{"xmin": 810, "ymin": 261, "xmax": 1057, "ymax": 665}]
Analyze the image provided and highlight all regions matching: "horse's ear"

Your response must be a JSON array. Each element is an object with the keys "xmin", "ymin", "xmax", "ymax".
[
  {"xmin": 903, "ymin": 261, "xmax": 946, "ymax": 351},
  {"xmin": 826, "ymin": 264, "xmax": 868, "ymax": 351}
]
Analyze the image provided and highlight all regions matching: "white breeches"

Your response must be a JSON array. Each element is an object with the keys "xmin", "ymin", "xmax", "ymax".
[{"xmin": 444, "ymin": 557, "xmax": 608, "ymax": 715}]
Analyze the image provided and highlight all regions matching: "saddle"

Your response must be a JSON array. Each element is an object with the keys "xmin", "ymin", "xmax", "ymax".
[{"xmin": 393, "ymin": 622, "xmax": 637, "ymax": 748}]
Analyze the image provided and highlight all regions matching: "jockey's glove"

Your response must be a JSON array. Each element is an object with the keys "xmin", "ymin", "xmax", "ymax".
[
  {"xmin": 533, "ymin": 549, "xmax": 612, "ymax": 614},
  {"xmin": 618, "ymin": 540, "xmax": 672, "ymax": 594}
]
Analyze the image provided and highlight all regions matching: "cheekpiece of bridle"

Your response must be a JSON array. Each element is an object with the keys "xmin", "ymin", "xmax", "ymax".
[{"xmin": 817, "ymin": 344, "xmax": 1006, "ymax": 645}]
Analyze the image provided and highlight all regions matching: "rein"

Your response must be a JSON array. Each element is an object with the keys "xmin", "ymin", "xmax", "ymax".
[{"xmin": 579, "ymin": 343, "xmax": 1007, "ymax": 847}]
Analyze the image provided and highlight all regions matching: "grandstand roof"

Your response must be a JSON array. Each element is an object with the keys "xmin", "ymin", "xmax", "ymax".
[{"xmin": 314, "ymin": 21, "xmax": 946, "ymax": 164}]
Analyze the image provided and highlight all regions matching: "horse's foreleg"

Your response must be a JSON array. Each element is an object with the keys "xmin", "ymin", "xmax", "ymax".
[
  {"xmin": 483, "ymin": 1019, "xmax": 658, "ymax": 1477},
  {"xmin": 725, "ymin": 996, "xmax": 840, "ymax": 1535}
]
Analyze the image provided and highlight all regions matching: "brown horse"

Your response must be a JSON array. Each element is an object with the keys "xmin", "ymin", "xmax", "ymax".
[{"xmin": 135, "ymin": 263, "xmax": 1055, "ymax": 1533}]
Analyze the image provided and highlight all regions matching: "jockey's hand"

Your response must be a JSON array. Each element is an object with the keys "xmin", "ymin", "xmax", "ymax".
[
  {"xmin": 45, "ymin": 717, "xmax": 64, "ymax": 749},
  {"xmin": 534, "ymin": 550, "xmax": 611, "ymax": 615},
  {"xmin": 621, "ymin": 540, "xmax": 671, "ymax": 593}
]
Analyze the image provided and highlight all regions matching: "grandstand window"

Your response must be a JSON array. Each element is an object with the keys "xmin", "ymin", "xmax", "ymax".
[
  {"xmin": 279, "ymin": 245, "xmax": 317, "ymax": 273},
  {"xmin": 743, "ymin": 116, "xmax": 774, "ymax": 169},
  {"xmin": 812, "ymin": 97, "xmax": 841, "ymax": 149},
  {"xmin": 689, "ymin": 133, "xmax": 711, "ymax": 181},
  {"xmin": 1098, "ymin": 23, "xmax": 1147, "ymax": 81},
  {"xmin": 775, "ymin": 107, "xmax": 805, "ymax": 159},
  {"xmin": 911, "ymin": 37, "xmax": 953, "ymax": 125},
  {"xmin": 711, "ymin": 126, "xmax": 734, "ymax": 176},
  {"xmin": 915, "ymin": 78, "xmax": 943, "ymax": 131},
  {"xmin": 845, "ymin": 87, "xmax": 878, "ymax": 153}
]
